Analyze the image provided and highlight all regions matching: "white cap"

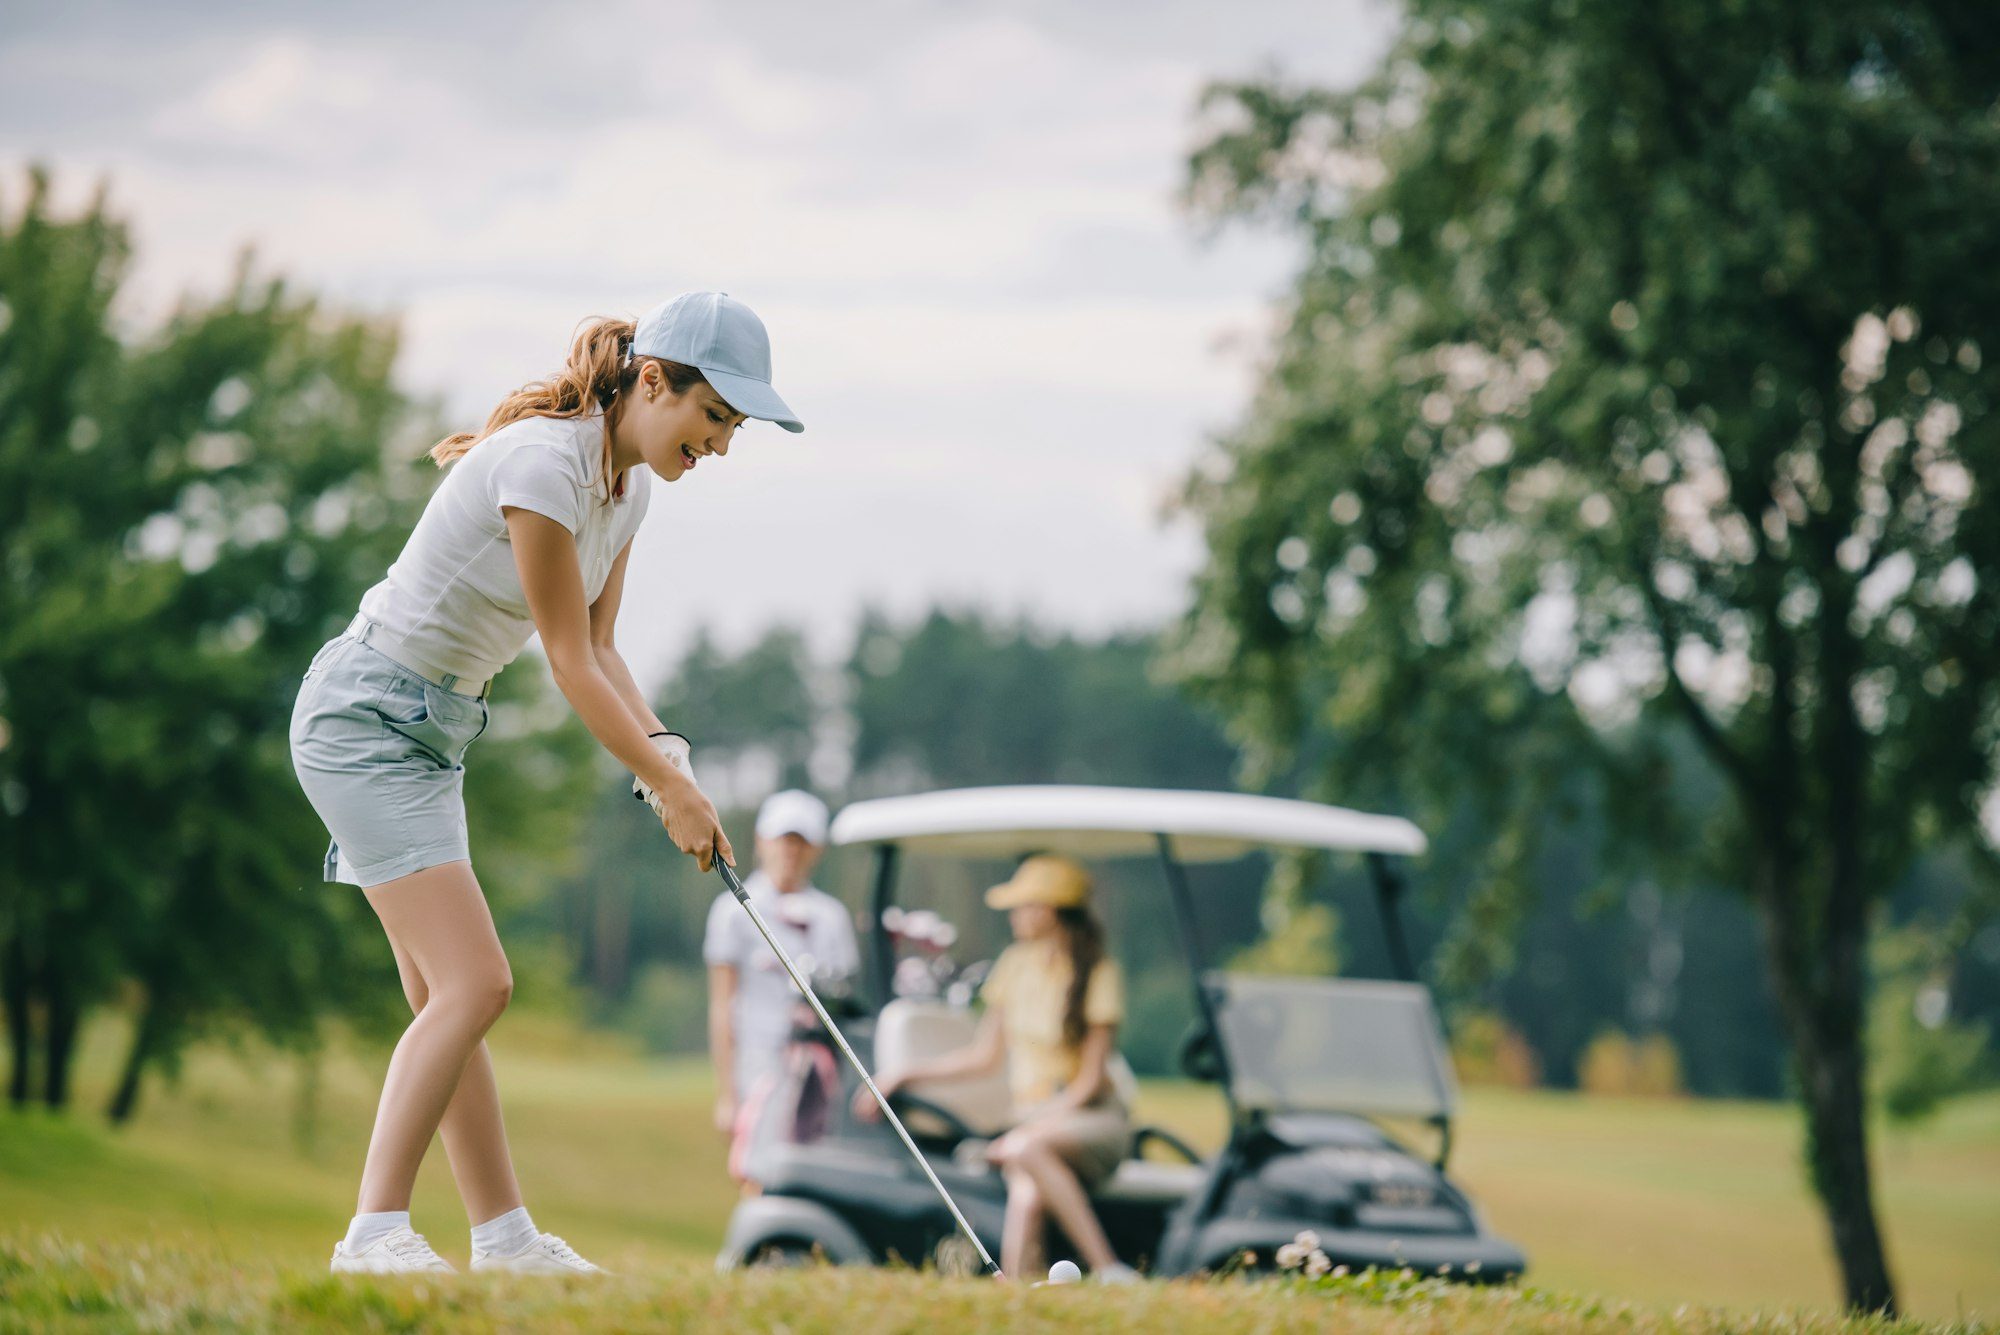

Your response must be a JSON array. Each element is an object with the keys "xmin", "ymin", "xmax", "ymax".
[
  {"xmin": 631, "ymin": 291, "xmax": 803, "ymax": 432},
  {"xmin": 756, "ymin": 789, "xmax": 830, "ymax": 844}
]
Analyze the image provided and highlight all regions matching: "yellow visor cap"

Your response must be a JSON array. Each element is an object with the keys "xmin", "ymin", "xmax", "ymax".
[{"xmin": 984, "ymin": 854, "xmax": 1093, "ymax": 910}]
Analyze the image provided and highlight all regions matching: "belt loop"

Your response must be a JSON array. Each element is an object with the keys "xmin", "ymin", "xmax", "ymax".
[{"xmin": 440, "ymin": 672, "xmax": 459, "ymax": 691}]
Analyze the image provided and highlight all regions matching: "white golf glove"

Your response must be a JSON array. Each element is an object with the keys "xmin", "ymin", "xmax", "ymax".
[{"xmin": 633, "ymin": 731, "xmax": 696, "ymax": 818}]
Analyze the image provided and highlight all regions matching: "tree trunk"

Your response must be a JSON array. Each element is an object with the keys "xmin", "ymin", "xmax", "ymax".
[
  {"xmin": 2, "ymin": 932, "xmax": 30, "ymax": 1108},
  {"xmin": 1757, "ymin": 857, "xmax": 1899, "ymax": 1315},
  {"xmin": 43, "ymin": 973, "xmax": 79, "ymax": 1111},
  {"xmin": 106, "ymin": 998, "xmax": 161, "ymax": 1125},
  {"xmin": 1794, "ymin": 1003, "xmax": 1897, "ymax": 1314}
]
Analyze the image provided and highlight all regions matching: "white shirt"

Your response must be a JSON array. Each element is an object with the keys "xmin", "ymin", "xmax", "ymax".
[
  {"xmin": 356, "ymin": 412, "xmax": 651, "ymax": 682},
  {"xmin": 703, "ymin": 873, "xmax": 860, "ymax": 1099}
]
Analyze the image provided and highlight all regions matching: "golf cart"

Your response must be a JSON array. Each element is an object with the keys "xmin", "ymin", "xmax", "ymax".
[{"xmin": 716, "ymin": 786, "xmax": 1527, "ymax": 1281}]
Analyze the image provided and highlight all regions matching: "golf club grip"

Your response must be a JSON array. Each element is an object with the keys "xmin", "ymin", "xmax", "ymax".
[{"xmin": 711, "ymin": 853, "xmax": 1003, "ymax": 1278}]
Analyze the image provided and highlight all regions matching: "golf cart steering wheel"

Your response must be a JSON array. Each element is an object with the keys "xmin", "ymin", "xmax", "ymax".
[{"xmin": 885, "ymin": 1090, "xmax": 980, "ymax": 1144}]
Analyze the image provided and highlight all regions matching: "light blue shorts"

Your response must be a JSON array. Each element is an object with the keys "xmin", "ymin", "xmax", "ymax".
[{"xmin": 288, "ymin": 629, "xmax": 491, "ymax": 888}]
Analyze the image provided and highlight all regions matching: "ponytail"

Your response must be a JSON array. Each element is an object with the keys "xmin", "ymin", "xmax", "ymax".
[
  {"xmin": 429, "ymin": 316, "xmax": 708, "ymax": 506},
  {"xmin": 1055, "ymin": 906, "xmax": 1108, "ymax": 1049}
]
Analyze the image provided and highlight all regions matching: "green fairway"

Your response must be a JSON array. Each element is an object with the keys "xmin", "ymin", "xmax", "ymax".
[
  {"xmin": 1, "ymin": 1013, "xmax": 1994, "ymax": 1328},
  {"xmin": 0, "ymin": 1236, "xmax": 1975, "ymax": 1335}
]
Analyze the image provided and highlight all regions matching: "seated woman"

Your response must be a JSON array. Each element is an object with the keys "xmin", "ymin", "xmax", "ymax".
[{"xmin": 858, "ymin": 854, "xmax": 1137, "ymax": 1282}]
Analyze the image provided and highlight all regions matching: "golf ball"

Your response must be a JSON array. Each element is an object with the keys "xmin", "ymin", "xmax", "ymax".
[{"xmin": 1047, "ymin": 1260, "xmax": 1081, "ymax": 1284}]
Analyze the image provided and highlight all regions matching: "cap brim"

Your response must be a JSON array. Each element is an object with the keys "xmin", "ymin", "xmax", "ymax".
[
  {"xmin": 758, "ymin": 823, "xmax": 826, "ymax": 844},
  {"xmin": 702, "ymin": 366, "xmax": 804, "ymax": 433},
  {"xmin": 984, "ymin": 882, "xmax": 1030, "ymax": 910}
]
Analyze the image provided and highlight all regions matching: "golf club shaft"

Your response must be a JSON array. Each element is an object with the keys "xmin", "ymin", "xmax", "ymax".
[{"xmin": 714, "ymin": 856, "xmax": 1003, "ymax": 1278}]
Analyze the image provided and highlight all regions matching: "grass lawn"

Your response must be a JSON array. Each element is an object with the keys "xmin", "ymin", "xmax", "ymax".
[{"xmin": 1, "ymin": 1011, "xmax": 1994, "ymax": 1329}]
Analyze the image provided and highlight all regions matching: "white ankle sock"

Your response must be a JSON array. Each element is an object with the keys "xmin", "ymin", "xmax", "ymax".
[
  {"xmin": 343, "ymin": 1210, "xmax": 410, "ymax": 1252},
  {"xmin": 470, "ymin": 1206, "xmax": 539, "ymax": 1257}
]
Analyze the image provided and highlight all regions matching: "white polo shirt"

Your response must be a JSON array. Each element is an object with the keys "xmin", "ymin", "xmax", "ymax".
[
  {"xmin": 356, "ymin": 412, "xmax": 650, "ymax": 682},
  {"xmin": 703, "ymin": 873, "xmax": 860, "ymax": 1099}
]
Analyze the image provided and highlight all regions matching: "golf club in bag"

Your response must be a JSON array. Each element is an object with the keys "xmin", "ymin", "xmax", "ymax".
[{"xmin": 713, "ymin": 855, "xmax": 1003, "ymax": 1278}]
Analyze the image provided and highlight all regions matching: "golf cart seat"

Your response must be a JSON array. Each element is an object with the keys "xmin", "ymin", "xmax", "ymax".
[
  {"xmin": 1094, "ymin": 1157, "xmax": 1206, "ymax": 1206},
  {"xmin": 875, "ymin": 999, "xmax": 1015, "ymax": 1135},
  {"xmin": 876, "ymin": 998, "xmax": 1142, "ymax": 1138}
]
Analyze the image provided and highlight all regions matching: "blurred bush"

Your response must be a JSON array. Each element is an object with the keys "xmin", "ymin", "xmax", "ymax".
[
  {"xmin": 1578, "ymin": 1031, "xmax": 1686, "ymax": 1099},
  {"xmin": 1450, "ymin": 1010, "xmax": 1542, "ymax": 1089}
]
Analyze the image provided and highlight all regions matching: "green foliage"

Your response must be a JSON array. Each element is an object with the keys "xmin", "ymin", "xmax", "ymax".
[
  {"xmin": 0, "ymin": 169, "xmax": 422, "ymax": 1109},
  {"xmin": 0, "ymin": 169, "xmax": 595, "ymax": 1116},
  {"xmin": 1576, "ymin": 1030, "xmax": 1686, "ymax": 1099},
  {"xmin": 661, "ymin": 625, "xmax": 821, "ymax": 797},
  {"xmin": 559, "ymin": 609, "xmax": 1255, "ymax": 1064},
  {"xmin": 1869, "ymin": 923, "xmax": 1991, "ymax": 1125},
  {"xmin": 1229, "ymin": 904, "xmax": 1343, "ymax": 977},
  {"xmin": 849, "ymin": 608, "xmax": 1238, "ymax": 793},
  {"xmin": 1449, "ymin": 1010, "xmax": 1542, "ymax": 1088},
  {"xmin": 1174, "ymin": 0, "xmax": 2000, "ymax": 1311}
]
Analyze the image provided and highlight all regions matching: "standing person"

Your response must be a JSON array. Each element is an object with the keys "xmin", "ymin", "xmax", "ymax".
[
  {"xmin": 704, "ymin": 788, "xmax": 858, "ymax": 1184},
  {"xmin": 289, "ymin": 292, "xmax": 804, "ymax": 1274},
  {"xmin": 857, "ymin": 854, "xmax": 1138, "ymax": 1282}
]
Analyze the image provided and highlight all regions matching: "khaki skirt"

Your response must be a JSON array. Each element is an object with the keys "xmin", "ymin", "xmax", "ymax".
[{"xmin": 1019, "ymin": 1088, "xmax": 1131, "ymax": 1185}]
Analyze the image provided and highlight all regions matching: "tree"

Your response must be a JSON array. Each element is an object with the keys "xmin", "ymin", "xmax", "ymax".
[
  {"xmin": 0, "ymin": 169, "xmax": 422, "ymax": 1112},
  {"xmin": 1174, "ymin": 2, "xmax": 2000, "ymax": 1313},
  {"xmin": 0, "ymin": 169, "xmax": 595, "ymax": 1120}
]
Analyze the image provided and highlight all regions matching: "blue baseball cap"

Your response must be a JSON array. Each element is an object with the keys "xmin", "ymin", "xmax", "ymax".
[{"xmin": 631, "ymin": 291, "xmax": 804, "ymax": 433}]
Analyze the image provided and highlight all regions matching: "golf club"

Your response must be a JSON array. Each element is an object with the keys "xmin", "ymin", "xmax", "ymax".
[{"xmin": 712, "ymin": 852, "xmax": 1004, "ymax": 1279}]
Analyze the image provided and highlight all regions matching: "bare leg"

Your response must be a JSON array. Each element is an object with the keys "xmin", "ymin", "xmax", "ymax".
[
  {"xmin": 1000, "ymin": 1166, "xmax": 1046, "ymax": 1278},
  {"xmin": 355, "ymin": 860, "xmax": 514, "ymax": 1215},
  {"xmin": 384, "ymin": 936, "xmax": 524, "ymax": 1225},
  {"xmin": 1001, "ymin": 1135, "xmax": 1120, "ymax": 1272}
]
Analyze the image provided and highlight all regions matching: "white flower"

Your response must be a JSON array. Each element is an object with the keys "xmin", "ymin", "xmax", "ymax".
[
  {"xmin": 1304, "ymin": 1250, "xmax": 1332, "ymax": 1278},
  {"xmin": 1333, "ymin": 1265, "xmax": 1351, "ymax": 1278},
  {"xmin": 1274, "ymin": 1242, "xmax": 1306, "ymax": 1270},
  {"xmin": 1292, "ymin": 1230, "xmax": 1321, "ymax": 1252}
]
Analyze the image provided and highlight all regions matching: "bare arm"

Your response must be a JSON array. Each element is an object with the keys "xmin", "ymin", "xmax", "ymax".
[
  {"xmin": 1041, "ymin": 1023, "xmax": 1117, "ymax": 1115},
  {"xmin": 506, "ymin": 507, "xmax": 732, "ymax": 868},
  {"xmin": 588, "ymin": 538, "xmax": 668, "ymax": 734},
  {"xmin": 854, "ymin": 1005, "xmax": 1006, "ymax": 1122},
  {"xmin": 893, "ymin": 1007, "xmax": 1007, "ymax": 1087}
]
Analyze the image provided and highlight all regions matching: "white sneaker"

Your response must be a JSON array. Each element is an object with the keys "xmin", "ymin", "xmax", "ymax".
[
  {"xmin": 330, "ymin": 1226, "xmax": 456, "ymax": 1274},
  {"xmin": 471, "ymin": 1232, "xmax": 605, "ymax": 1275},
  {"xmin": 1095, "ymin": 1261, "xmax": 1142, "ymax": 1284}
]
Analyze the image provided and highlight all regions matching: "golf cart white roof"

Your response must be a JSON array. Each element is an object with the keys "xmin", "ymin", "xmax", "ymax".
[{"xmin": 830, "ymin": 785, "xmax": 1426, "ymax": 863}]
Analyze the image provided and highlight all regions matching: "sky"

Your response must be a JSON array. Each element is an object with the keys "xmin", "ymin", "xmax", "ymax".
[{"xmin": 2, "ymin": 0, "xmax": 1397, "ymax": 689}]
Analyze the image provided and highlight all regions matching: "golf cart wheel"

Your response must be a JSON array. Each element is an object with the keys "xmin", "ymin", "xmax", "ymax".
[{"xmin": 746, "ymin": 1240, "xmax": 822, "ymax": 1269}]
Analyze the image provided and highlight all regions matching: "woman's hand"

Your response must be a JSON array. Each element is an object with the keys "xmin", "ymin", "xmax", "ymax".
[
  {"xmin": 713, "ymin": 1090, "xmax": 739, "ymax": 1135},
  {"xmin": 654, "ymin": 771, "xmax": 734, "ymax": 871},
  {"xmin": 852, "ymin": 1069, "xmax": 902, "ymax": 1123}
]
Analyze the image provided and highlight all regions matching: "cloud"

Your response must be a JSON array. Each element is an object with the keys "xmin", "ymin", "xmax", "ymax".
[{"xmin": 2, "ymin": 0, "xmax": 1390, "ymax": 675}]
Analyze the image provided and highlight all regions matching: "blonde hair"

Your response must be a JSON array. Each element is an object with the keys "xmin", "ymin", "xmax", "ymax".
[{"xmin": 430, "ymin": 316, "xmax": 709, "ymax": 506}]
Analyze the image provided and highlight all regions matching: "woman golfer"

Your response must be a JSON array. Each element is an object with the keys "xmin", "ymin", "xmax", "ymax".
[
  {"xmin": 858, "ymin": 855, "xmax": 1138, "ymax": 1282},
  {"xmin": 289, "ymin": 291, "xmax": 802, "ymax": 1274}
]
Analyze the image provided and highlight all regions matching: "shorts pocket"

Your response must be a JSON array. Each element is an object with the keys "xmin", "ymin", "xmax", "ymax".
[
  {"xmin": 377, "ymin": 687, "xmax": 431, "ymax": 728},
  {"xmin": 300, "ymin": 636, "xmax": 347, "ymax": 685},
  {"xmin": 374, "ymin": 676, "xmax": 483, "ymax": 769}
]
